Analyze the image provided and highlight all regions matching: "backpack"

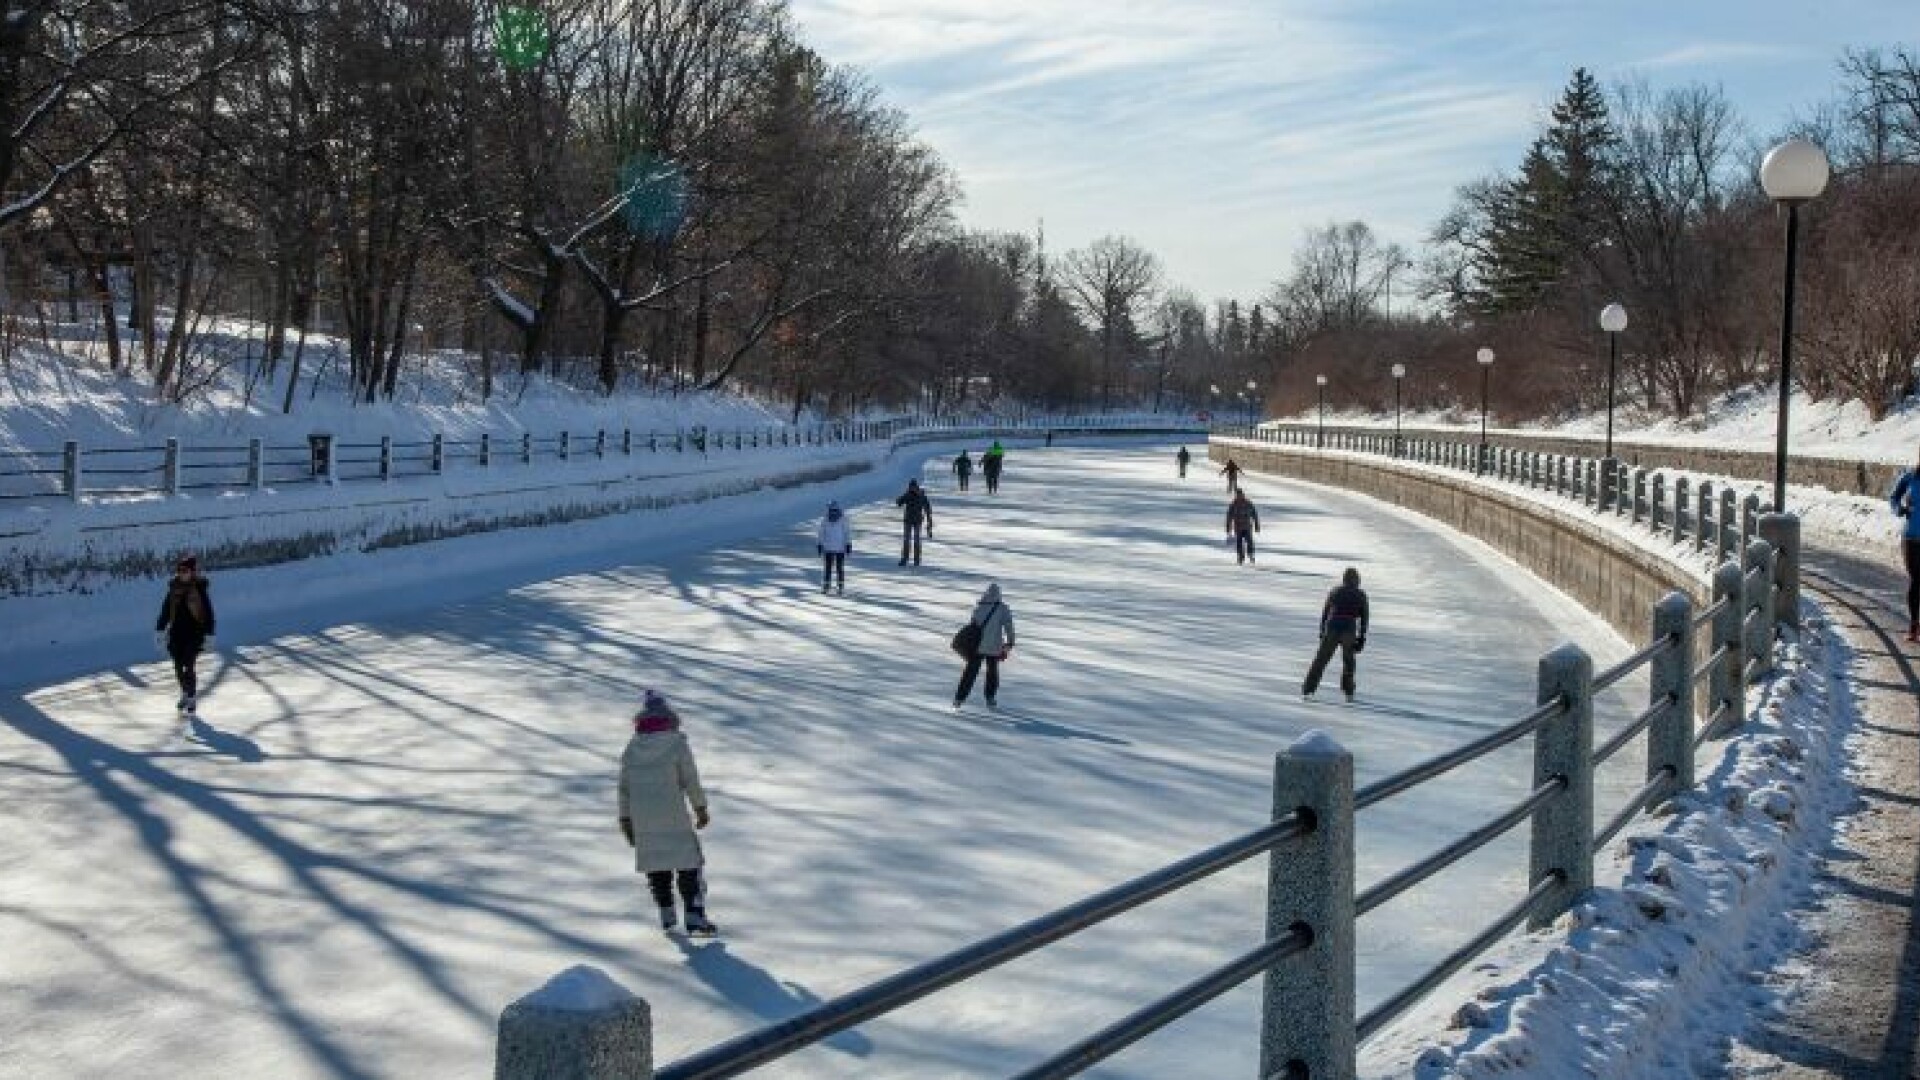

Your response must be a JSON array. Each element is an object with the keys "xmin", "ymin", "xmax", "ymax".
[{"xmin": 950, "ymin": 602, "xmax": 998, "ymax": 657}]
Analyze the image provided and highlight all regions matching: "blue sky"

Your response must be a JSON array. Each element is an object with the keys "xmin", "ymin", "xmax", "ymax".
[{"xmin": 787, "ymin": 0, "xmax": 1917, "ymax": 304}]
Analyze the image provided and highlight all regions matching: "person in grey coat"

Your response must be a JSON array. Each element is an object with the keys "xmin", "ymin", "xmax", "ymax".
[
  {"xmin": 953, "ymin": 583, "xmax": 1016, "ymax": 709},
  {"xmin": 618, "ymin": 689, "xmax": 717, "ymax": 934}
]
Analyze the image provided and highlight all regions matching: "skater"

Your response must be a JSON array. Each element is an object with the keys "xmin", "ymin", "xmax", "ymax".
[
  {"xmin": 1045, "ymin": 430, "xmax": 1054, "ymax": 447},
  {"xmin": 953, "ymin": 583, "xmax": 1016, "ymax": 709},
  {"xmin": 896, "ymin": 478, "xmax": 935, "ymax": 566},
  {"xmin": 1220, "ymin": 458, "xmax": 1243, "ymax": 493},
  {"xmin": 982, "ymin": 441, "xmax": 1006, "ymax": 494},
  {"xmin": 817, "ymin": 500, "xmax": 853, "ymax": 594},
  {"xmin": 153, "ymin": 554, "xmax": 216, "ymax": 714},
  {"xmin": 618, "ymin": 689, "xmax": 718, "ymax": 936},
  {"xmin": 1892, "ymin": 447, "xmax": 1920, "ymax": 641},
  {"xmin": 1303, "ymin": 568, "xmax": 1370, "ymax": 702},
  {"xmin": 953, "ymin": 450, "xmax": 974, "ymax": 491},
  {"xmin": 1225, "ymin": 490, "xmax": 1261, "ymax": 565},
  {"xmin": 1177, "ymin": 446, "xmax": 1191, "ymax": 477}
]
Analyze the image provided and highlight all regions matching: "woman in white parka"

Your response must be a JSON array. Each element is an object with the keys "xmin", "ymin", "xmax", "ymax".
[
  {"xmin": 617, "ymin": 689, "xmax": 717, "ymax": 935},
  {"xmin": 953, "ymin": 583, "xmax": 1016, "ymax": 710}
]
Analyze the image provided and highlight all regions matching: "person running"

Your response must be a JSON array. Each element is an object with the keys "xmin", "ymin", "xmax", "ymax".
[
  {"xmin": 1177, "ymin": 446, "xmax": 1191, "ymax": 478},
  {"xmin": 154, "ymin": 554, "xmax": 216, "ymax": 715},
  {"xmin": 619, "ymin": 689, "xmax": 717, "ymax": 936},
  {"xmin": 1225, "ymin": 491, "xmax": 1261, "ymax": 565},
  {"xmin": 1303, "ymin": 568, "xmax": 1370, "ymax": 702},
  {"xmin": 896, "ymin": 478, "xmax": 934, "ymax": 566},
  {"xmin": 953, "ymin": 583, "xmax": 1016, "ymax": 710},
  {"xmin": 953, "ymin": 450, "xmax": 974, "ymax": 491},
  {"xmin": 1892, "ymin": 449, "xmax": 1920, "ymax": 641},
  {"xmin": 982, "ymin": 441, "xmax": 1006, "ymax": 494},
  {"xmin": 1220, "ymin": 458, "xmax": 1243, "ymax": 493},
  {"xmin": 816, "ymin": 500, "xmax": 852, "ymax": 594}
]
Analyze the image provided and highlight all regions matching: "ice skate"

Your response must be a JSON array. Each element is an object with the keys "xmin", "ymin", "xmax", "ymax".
[
  {"xmin": 683, "ymin": 910, "xmax": 718, "ymax": 937},
  {"xmin": 658, "ymin": 905, "xmax": 677, "ymax": 932}
]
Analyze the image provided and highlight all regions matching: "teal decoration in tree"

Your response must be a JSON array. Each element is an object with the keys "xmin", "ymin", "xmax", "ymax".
[
  {"xmin": 495, "ymin": 7, "xmax": 549, "ymax": 71},
  {"xmin": 619, "ymin": 154, "xmax": 689, "ymax": 241}
]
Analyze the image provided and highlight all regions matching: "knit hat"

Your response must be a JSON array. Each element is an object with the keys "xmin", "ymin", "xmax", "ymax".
[
  {"xmin": 634, "ymin": 688, "xmax": 679, "ymax": 733},
  {"xmin": 1343, "ymin": 568, "xmax": 1361, "ymax": 586}
]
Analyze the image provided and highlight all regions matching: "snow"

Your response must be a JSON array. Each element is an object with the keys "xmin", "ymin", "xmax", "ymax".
[
  {"xmin": 522, "ymin": 965, "xmax": 639, "ymax": 1013},
  {"xmin": 1288, "ymin": 729, "xmax": 1347, "ymax": 758},
  {"xmin": 1, "ymin": 443, "xmax": 1662, "ymax": 1078}
]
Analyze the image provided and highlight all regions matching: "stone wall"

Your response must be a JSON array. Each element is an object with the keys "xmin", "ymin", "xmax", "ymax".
[
  {"xmin": 1261, "ymin": 422, "xmax": 1905, "ymax": 498},
  {"xmin": 1210, "ymin": 440, "xmax": 1706, "ymax": 643}
]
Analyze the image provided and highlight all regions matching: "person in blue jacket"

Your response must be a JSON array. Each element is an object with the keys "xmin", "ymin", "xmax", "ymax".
[{"xmin": 1892, "ymin": 451, "xmax": 1920, "ymax": 642}]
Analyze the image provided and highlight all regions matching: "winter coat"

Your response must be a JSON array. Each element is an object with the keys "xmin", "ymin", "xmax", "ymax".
[
  {"xmin": 618, "ymin": 730, "xmax": 708, "ymax": 873},
  {"xmin": 1226, "ymin": 497, "xmax": 1260, "ymax": 533},
  {"xmin": 967, "ymin": 588, "xmax": 1016, "ymax": 658},
  {"xmin": 953, "ymin": 454, "xmax": 973, "ymax": 476},
  {"xmin": 818, "ymin": 511, "xmax": 853, "ymax": 553},
  {"xmin": 897, "ymin": 488, "xmax": 934, "ymax": 527},
  {"xmin": 982, "ymin": 446, "xmax": 1005, "ymax": 478},
  {"xmin": 1892, "ymin": 471, "xmax": 1920, "ymax": 540},
  {"xmin": 1177, "ymin": 448, "xmax": 1191, "ymax": 464},
  {"xmin": 1320, "ymin": 584, "xmax": 1369, "ymax": 637},
  {"xmin": 156, "ymin": 575, "xmax": 215, "ymax": 645}
]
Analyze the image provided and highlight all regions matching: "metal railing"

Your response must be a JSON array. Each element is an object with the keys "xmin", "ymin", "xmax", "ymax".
[
  {"xmin": 495, "ymin": 468, "xmax": 1796, "ymax": 1078},
  {"xmin": 2, "ymin": 414, "xmax": 1203, "ymax": 504}
]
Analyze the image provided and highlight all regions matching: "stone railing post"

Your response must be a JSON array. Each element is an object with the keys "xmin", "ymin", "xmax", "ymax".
[
  {"xmin": 1694, "ymin": 482, "xmax": 1713, "ymax": 552},
  {"xmin": 164, "ymin": 437, "xmax": 182, "ymax": 495},
  {"xmin": 1708, "ymin": 562, "xmax": 1746, "ymax": 738},
  {"xmin": 247, "ymin": 438, "xmax": 264, "ymax": 491},
  {"xmin": 1650, "ymin": 472, "xmax": 1666, "ymax": 532},
  {"xmin": 596, "ymin": 430, "xmax": 607, "ymax": 458},
  {"xmin": 480, "ymin": 433, "xmax": 492, "ymax": 468},
  {"xmin": 1741, "ymin": 494, "xmax": 1760, "ymax": 554},
  {"xmin": 1758, "ymin": 513, "xmax": 1801, "ymax": 630},
  {"xmin": 378, "ymin": 436, "xmax": 392, "ymax": 481},
  {"xmin": 495, "ymin": 965, "xmax": 652, "ymax": 1079},
  {"xmin": 430, "ymin": 434, "xmax": 444, "ymax": 475},
  {"xmin": 63, "ymin": 440, "xmax": 81, "ymax": 500},
  {"xmin": 1673, "ymin": 477, "xmax": 1691, "ymax": 542},
  {"xmin": 1261, "ymin": 730, "xmax": 1355, "ymax": 1080},
  {"xmin": 522, "ymin": 433, "xmax": 534, "ymax": 464},
  {"xmin": 559, "ymin": 431, "xmax": 571, "ymax": 461},
  {"xmin": 1648, "ymin": 593, "xmax": 1695, "ymax": 801},
  {"xmin": 1717, "ymin": 489, "xmax": 1738, "ymax": 563},
  {"xmin": 1744, "ymin": 539, "xmax": 1777, "ymax": 680},
  {"xmin": 1628, "ymin": 467, "xmax": 1646, "ymax": 522},
  {"xmin": 1531, "ymin": 645, "xmax": 1594, "ymax": 929}
]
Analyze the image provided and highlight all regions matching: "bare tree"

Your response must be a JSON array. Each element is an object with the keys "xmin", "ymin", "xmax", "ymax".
[{"xmin": 1062, "ymin": 234, "xmax": 1158, "ymax": 406}]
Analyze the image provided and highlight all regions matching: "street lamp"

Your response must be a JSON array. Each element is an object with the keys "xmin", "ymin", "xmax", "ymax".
[
  {"xmin": 1246, "ymin": 378, "xmax": 1259, "ymax": 426},
  {"xmin": 1760, "ymin": 137, "xmax": 1830, "ymax": 511},
  {"xmin": 1476, "ymin": 347, "xmax": 1495, "ymax": 474},
  {"xmin": 1599, "ymin": 303, "xmax": 1627, "ymax": 458},
  {"xmin": 1315, "ymin": 374, "xmax": 1328, "ymax": 448},
  {"xmin": 1390, "ymin": 363, "xmax": 1406, "ymax": 457}
]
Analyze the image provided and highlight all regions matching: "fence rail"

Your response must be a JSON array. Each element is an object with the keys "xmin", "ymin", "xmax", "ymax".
[
  {"xmin": 495, "ymin": 426, "xmax": 1799, "ymax": 1079},
  {"xmin": 1, "ymin": 415, "xmax": 1201, "ymax": 505}
]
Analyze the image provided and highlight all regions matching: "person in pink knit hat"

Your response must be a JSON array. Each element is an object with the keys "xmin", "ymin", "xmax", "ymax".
[{"xmin": 617, "ymin": 688, "xmax": 716, "ymax": 936}]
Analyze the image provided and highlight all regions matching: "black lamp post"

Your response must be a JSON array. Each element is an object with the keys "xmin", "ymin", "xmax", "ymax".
[
  {"xmin": 1599, "ymin": 303, "xmax": 1627, "ymax": 459},
  {"xmin": 1246, "ymin": 378, "xmax": 1259, "ymax": 427},
  {"xmin": 1391, "ymin": 363, "xmax": 1406, "ymax": 458},
  {"xmin": 1759, "ymin": 138, "xmax": 1830, "ymax": 511},
  {"xmin": 1315, "ymin": 374, "xmax": 1328, "ymax": 448},
  {"xmin": 1475, "ymin": 347, "xmax": 1494, "ymax": 473}
]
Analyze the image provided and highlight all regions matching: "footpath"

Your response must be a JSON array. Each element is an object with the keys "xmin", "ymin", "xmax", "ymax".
[{"xmin": 1726, "ymin": 544, "xmax": 1920, "ymax": 1078}]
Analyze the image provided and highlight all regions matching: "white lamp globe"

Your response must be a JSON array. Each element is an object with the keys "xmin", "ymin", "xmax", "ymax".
[
  {"xmin": 1600, "ymin": 303, "xmax": 1628, "ymax": 333},
  {"xmin": 1760, "ymin": 138, "xmax": 1830, "ymax": 202},
  {"xmin": 1391, "ymin": 363, "xmax": 1406, "ymax": 378},
  {"xmin": 1315, "ymin": 374, "xmax": 1328, "ymax": 386},
  {"xmin": 1476, "ymin": 347, "xmax": 1495, "ymax": 366}
]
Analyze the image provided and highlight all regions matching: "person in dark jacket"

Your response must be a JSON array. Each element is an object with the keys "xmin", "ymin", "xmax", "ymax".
[
  {"xmin": 982, "ymin": 442, "xmax": 1006, "ymax": 494},
  {"xmin": 896, "ymin": 478, "xmax": 935, "ymax": 566},
  {"xmin": 1220, "ymin": 458, "xmax": 1242, "ymax": 493},
  {"xmin": 1225, "ymin": 491, "xmax": 1261, "ymax": 564},
  {"xmin": 1892, "ymin": 448, "xmax": 1920, "ymax": 641},
  {"xmin": 1177, "ymin": 446, "xmax": 1191, "ymax": 478},
  {"xmin": 953, "ymin": 451, "xmax": 974, "ymax": 491},
  {"xmin": 154, "ymin": 554, "xmax": 216, "ymax": 713},
  {"xmin": 1303, "ymin": 568, "xmax": 1369, "ymax": 701}
]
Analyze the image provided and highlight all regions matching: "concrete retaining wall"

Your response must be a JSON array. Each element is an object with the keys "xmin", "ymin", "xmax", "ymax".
[
  {"xmin": 1210, "ymin": 440, "xmax": 1706, "ymax": 643},
  {"xmin": 1263, "ymin": 421, "xmax": 1905, "ymax": 498}
]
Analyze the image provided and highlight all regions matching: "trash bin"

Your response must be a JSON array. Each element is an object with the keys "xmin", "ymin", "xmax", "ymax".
[{"xmin": 308, "ymin": 433, "xmax": 333, "ymax": 479}]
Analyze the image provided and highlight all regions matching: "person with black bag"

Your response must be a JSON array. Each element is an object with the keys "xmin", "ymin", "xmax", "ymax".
[{"xmin": 952, "ymin": 583, "xmax": 1015, "ymax": 710}]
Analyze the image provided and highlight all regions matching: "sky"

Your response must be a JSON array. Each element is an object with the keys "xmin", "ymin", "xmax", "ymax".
[{"xmin": 786, "ymin": 0, "xmax": 1919, "ymax": 305}]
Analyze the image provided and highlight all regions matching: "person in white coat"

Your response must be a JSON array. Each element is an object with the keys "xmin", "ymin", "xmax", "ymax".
[
  {"xmin": 817, "ymin": 501, "xmax": 853, "ymax": 594},
  {"xmin": 617, "ymin": 689, "xmax": 716, "ymax": 934},
  {"xmin": 953, "ymin": 583, "xmax": 1016, "ymax": 710}
]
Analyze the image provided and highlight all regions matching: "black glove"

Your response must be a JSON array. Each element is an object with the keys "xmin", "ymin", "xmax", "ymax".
[
  {"xmin": 619, "ymin": 817, "xmax": 634, "ymax": 846},
  {"xmin": 1354, "ymin": 637, "xmax": 1367, "ymax": 654}
]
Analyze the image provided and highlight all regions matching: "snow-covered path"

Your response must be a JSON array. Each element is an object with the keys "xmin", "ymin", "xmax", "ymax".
[{"xmin": 0, "ymin": 445, "xmax": 1644, "ymax": 1079}]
